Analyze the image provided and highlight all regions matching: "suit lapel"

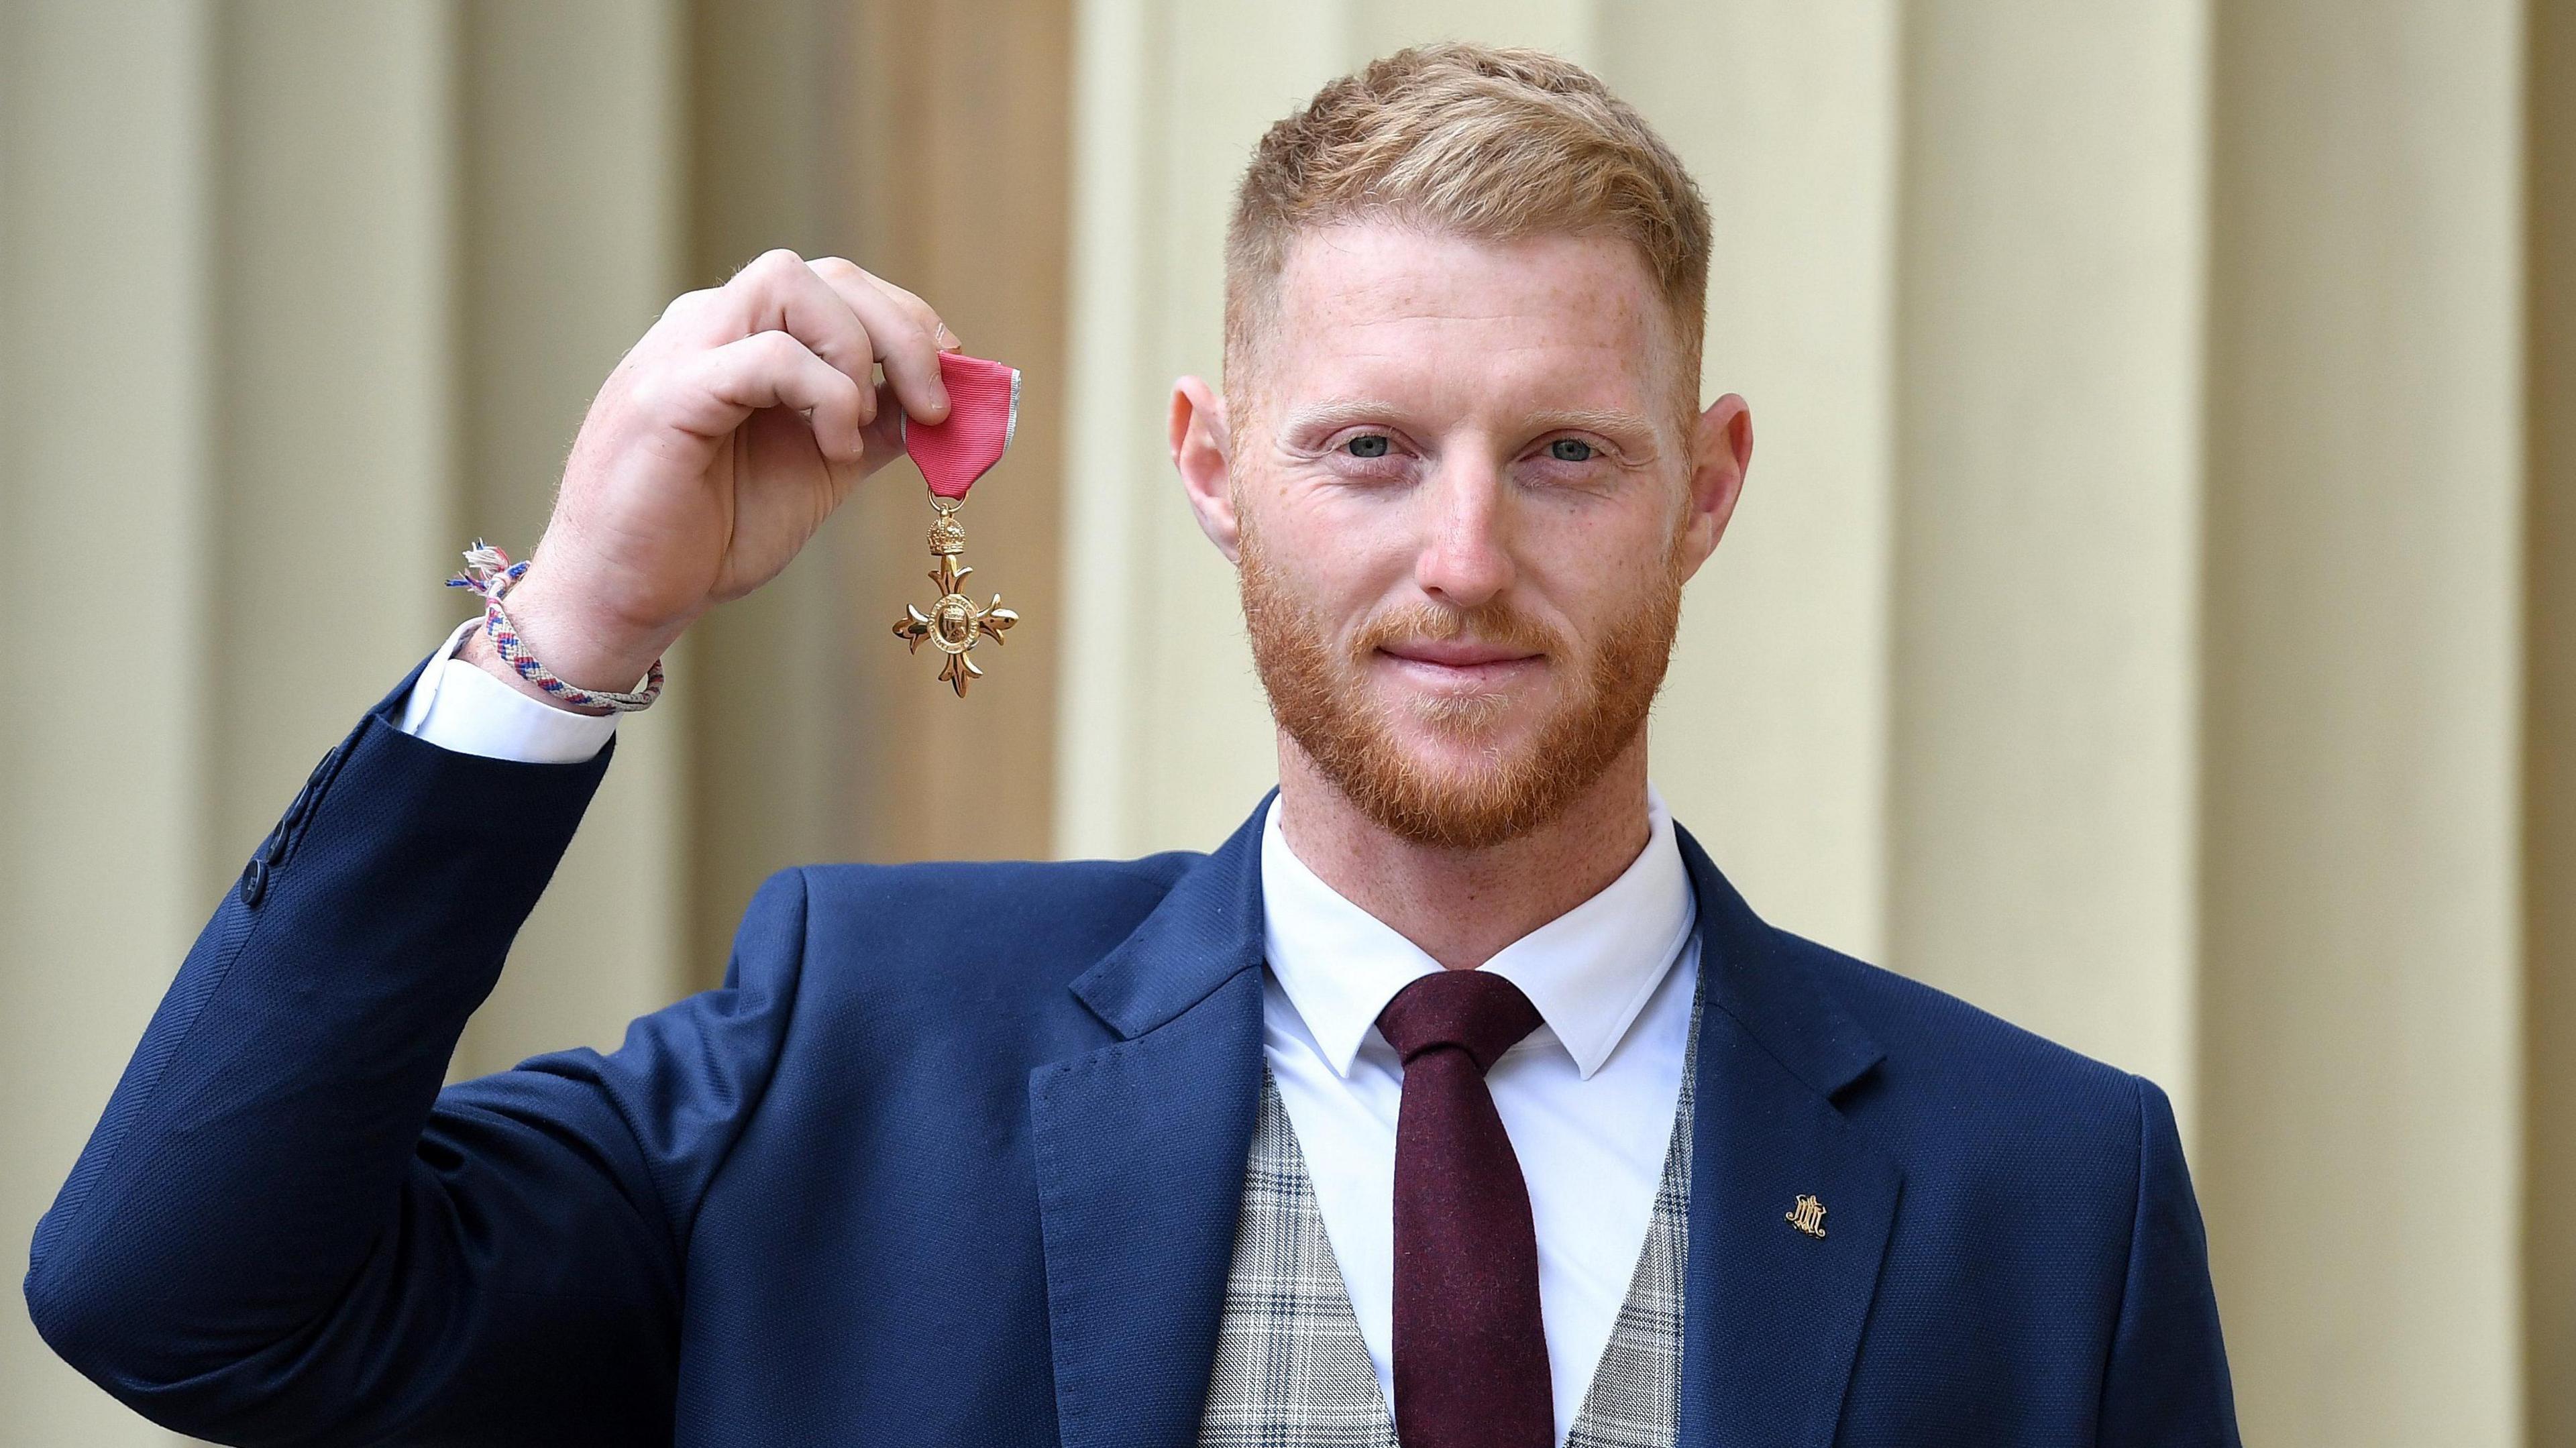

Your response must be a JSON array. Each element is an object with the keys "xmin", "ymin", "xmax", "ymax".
[
  {"xmin": 1673, "ymin": 828, "xmax": 1902, "ymax": 1448},
  {"xmin": 1029, "ymin": 803, "xmax": 1271, "ymax": 1448}
]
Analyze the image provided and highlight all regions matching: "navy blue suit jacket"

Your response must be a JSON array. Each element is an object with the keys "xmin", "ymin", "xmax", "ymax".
[{"xmin": 28, "ymin": 667, "xmax": 2239, "ymax": 1445}]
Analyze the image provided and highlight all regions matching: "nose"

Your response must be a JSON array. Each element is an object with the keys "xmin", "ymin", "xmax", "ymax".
[{"xmin": 1412, "ymin": 453, "xmax": 1514, "ymax": 610}]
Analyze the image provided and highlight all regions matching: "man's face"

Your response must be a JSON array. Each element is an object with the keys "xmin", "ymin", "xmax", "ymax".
[{"xmin": 1179, "ymin": 223, "xmax": 1746, "ymax": 850}]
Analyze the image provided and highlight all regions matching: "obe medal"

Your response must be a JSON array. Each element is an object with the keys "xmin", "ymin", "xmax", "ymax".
[{"xmin": 892, "ymin": 351, "xmax": 1022, "ymax": 697}]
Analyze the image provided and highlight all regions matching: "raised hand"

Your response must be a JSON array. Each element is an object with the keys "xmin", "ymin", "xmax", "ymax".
[{"xmin": 462, "ymin": 249, "xmax": 959, "ymax": 705}]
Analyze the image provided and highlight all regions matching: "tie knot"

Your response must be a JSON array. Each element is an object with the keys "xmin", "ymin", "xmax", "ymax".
[{"xmin": 1376, "ymin": 970, "xmax": 1544, "ymax": 1075}]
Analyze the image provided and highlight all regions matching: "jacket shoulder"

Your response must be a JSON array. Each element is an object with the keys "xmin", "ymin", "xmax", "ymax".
[
  {"xmin": 742, "ymin": 850, "xmax": 1203, "ymax": 1001},
  {"xmin": 794, "ymin": 849, "xmax": 1200, "ymax": 915},
  {"xmin": 1774, "ymin": 930, "xmax": 2155, "ymax": 1166}
]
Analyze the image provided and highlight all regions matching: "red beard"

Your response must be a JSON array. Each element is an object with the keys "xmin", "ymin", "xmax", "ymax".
[{"xmin": 1239, "ymin": 522, "xmax": 1686, "ymax": 850}]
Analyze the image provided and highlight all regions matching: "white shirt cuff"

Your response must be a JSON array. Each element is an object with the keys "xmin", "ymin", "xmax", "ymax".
[{"xmin": 396, "ymin": 619, "xmax": 622, "ymax": 765}]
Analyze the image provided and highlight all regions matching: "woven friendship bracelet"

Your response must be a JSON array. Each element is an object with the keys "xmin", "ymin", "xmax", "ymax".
[{"xmin": 446, "ymin": 542, "xmax": 665, "ymax": 712}]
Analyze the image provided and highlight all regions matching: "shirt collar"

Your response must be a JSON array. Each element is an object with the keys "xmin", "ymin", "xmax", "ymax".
[{"xmin": 1258, "ymin": 789, "xmax": 1698, "ymax": 1081}]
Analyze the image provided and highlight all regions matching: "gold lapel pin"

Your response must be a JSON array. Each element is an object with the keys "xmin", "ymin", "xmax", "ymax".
[{"xmin": 1786, "ymin": 1193, "xmax": 1829, "ymax": 1239}]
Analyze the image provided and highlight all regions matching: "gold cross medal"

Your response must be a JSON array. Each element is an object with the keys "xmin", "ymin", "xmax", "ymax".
[{"xmin": 892, "ymin": 352, "xmax": 1022, "ymax": 696}]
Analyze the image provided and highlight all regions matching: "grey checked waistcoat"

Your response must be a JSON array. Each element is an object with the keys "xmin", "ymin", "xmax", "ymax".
[{"xmin": 1198, "ymin": 983, "xmax": 1701, "ymax": 1448}]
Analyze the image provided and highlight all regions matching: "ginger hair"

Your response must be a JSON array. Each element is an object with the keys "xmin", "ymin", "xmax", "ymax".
[{"xmin": 1224, "ymin": 42, "xmax": 1713, "ymax": 407}]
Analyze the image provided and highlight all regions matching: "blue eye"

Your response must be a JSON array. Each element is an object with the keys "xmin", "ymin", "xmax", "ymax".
[
  {"xmin": 1346, "ymin": 434, "xmax": 1391, "ymax": 459},
  {"xmin": 1548, "ymin": 439, "xmax": 1595, "ymax": 462}
]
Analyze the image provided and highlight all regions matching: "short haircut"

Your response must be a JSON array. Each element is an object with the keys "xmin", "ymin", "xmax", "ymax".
[{"xmin": 1225, "ymin": 42, "xmax": 1713, "ymax": 407}]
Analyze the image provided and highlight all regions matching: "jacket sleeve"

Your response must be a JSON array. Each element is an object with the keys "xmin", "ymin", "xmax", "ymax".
[
  {"xmin": 22, "ymin": 669, "xmax": 810, "ymax": 1447},
  {"xmin": 2097, "ymin": 1075, "xmax": 2243, "ymax": 1447}
]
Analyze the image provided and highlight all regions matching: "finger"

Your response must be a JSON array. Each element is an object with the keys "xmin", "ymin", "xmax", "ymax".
[
  {"xmin": 684, "ymin": 330, "xmax": 869, "ymax": 465},
  {"xmin": 805, "ymin": 257, "xmax": 953, "ymax": 423},
  {"xmin": 855, "ymin": 267, "xmax": 964, "ymax": 355},
  {"xmin": 847, "ymin": 268, "xmax": 963, "ymax": 351},
  {"xmin": 717, "ymin": 249, "xmax": 883, "ymax": 414}
]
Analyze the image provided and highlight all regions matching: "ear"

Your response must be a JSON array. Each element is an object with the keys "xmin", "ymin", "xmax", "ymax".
[
  {"xmin": 1170, "ymin": 374, "xmax": 1240, "ymax": 562},
  {"xmin": 1674, "ymin": 392, "xmax": 1752, "ymax": 580}
]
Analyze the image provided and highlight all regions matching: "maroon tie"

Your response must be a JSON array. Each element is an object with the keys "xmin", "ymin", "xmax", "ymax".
[{"xmin": 1377, "ymin": 970, "xmax": 1552, "ymax": 1448}]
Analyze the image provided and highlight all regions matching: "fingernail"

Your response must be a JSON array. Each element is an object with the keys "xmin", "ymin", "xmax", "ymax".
[{"xmin": 934, "ymin": 323, "xmax": 961, "ymax": 351}]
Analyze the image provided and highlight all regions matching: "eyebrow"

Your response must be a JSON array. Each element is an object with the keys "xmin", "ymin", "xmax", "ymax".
[
  {"xmin": 1277, "ymin": 400, "xmax": 1399, "ymax": 436},
  {"xmin": 1521, "ymin": 408, "xmax": 1663, "ymax": 447}
]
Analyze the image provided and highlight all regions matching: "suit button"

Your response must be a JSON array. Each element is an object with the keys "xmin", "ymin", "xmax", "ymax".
[{"xmin": 239, "ymin": 856, "xmax": 270, "ymax": 907}]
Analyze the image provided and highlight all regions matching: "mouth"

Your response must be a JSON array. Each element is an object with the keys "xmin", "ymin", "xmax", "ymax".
[{"xmin": 1374, "ymin": 639, "xmax": 1547, "ymax": 689}]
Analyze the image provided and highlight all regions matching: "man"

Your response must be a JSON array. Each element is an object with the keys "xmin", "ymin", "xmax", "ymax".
[{"xmin": 28, "ymin": 43, "xmax": 2237, "ymax": 1447}]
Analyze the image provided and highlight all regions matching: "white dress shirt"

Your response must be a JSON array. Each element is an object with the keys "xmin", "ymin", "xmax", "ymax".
[
  {"xmin": 1260, "ymin": 795, "xmax": 1699, "ymax": 1445},
  {"xmin": 398, "ymin": 628, "xmax": 1701, "ymax": 1445}
]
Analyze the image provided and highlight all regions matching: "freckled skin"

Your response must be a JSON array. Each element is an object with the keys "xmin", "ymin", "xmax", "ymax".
[{"xmin": 1169, "ymin": 223, "xmax": 1756, "ymax": 968}]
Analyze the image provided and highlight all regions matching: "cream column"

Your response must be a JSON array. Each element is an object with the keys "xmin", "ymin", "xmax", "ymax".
[
  {"xmin": 1350, "ymin": 0, "xmax": 1593, "ymax": 62},
  {"xmin": 2200, "ymin": 2, "xmax": 2526, "ymax": 1442},
  {"xmin": 1598, "ymin": 1, "xmax": 1900, "ymax": 960},
  {"xmin": 449, "ymin": 0, "xmax": 692, "ymax": 1068},
  {"xmin": 0, "ymin": 5, "xmax": 213, "ymax": 1441},
  {"xmin": 207, "ymin": 3, "xmax": 460, "ymax": 871},
  {"xmin": 678, "ymin": 0, "xmax": 868, "ymax": 982},
  {"xmin": 1884, "ymin": 3, "xmax": 2210, "ymax": 1111},
  {"xmin": 209, "ymin": 2, "xmax": 695, "ymax": 1074},
  {"xmin": 1057, "ymin": 0, "xmax": 1352, "ymax": 856}
]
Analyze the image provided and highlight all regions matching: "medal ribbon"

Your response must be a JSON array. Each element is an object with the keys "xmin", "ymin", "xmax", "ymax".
[
  {"xmin": 889, "ymin": 350, "xmax": 1024, "ymax": 697},
  {"xmin": 902, "ymin": 351, "xmax": 1020, "ymax": 499}
]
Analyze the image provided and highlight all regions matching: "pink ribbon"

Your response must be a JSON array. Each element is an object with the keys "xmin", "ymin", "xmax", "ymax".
[{"xmin": 903, "ymin": 351, "xmax": 1020, "ymax": 500}]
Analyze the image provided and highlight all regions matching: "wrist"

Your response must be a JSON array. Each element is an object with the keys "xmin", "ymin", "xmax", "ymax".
[
  {"xmin": 461, "ymin": 575, "xmax": 680, "ymax": 716},
  {"xmin": 457, "ymin": 625, "xmax": 614, "ymax": 716}
]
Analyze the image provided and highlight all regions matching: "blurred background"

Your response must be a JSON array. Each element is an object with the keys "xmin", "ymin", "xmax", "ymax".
[{"xmin": 1, "ymin": 0, "xmax": 2567, "ymax": 1443}]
